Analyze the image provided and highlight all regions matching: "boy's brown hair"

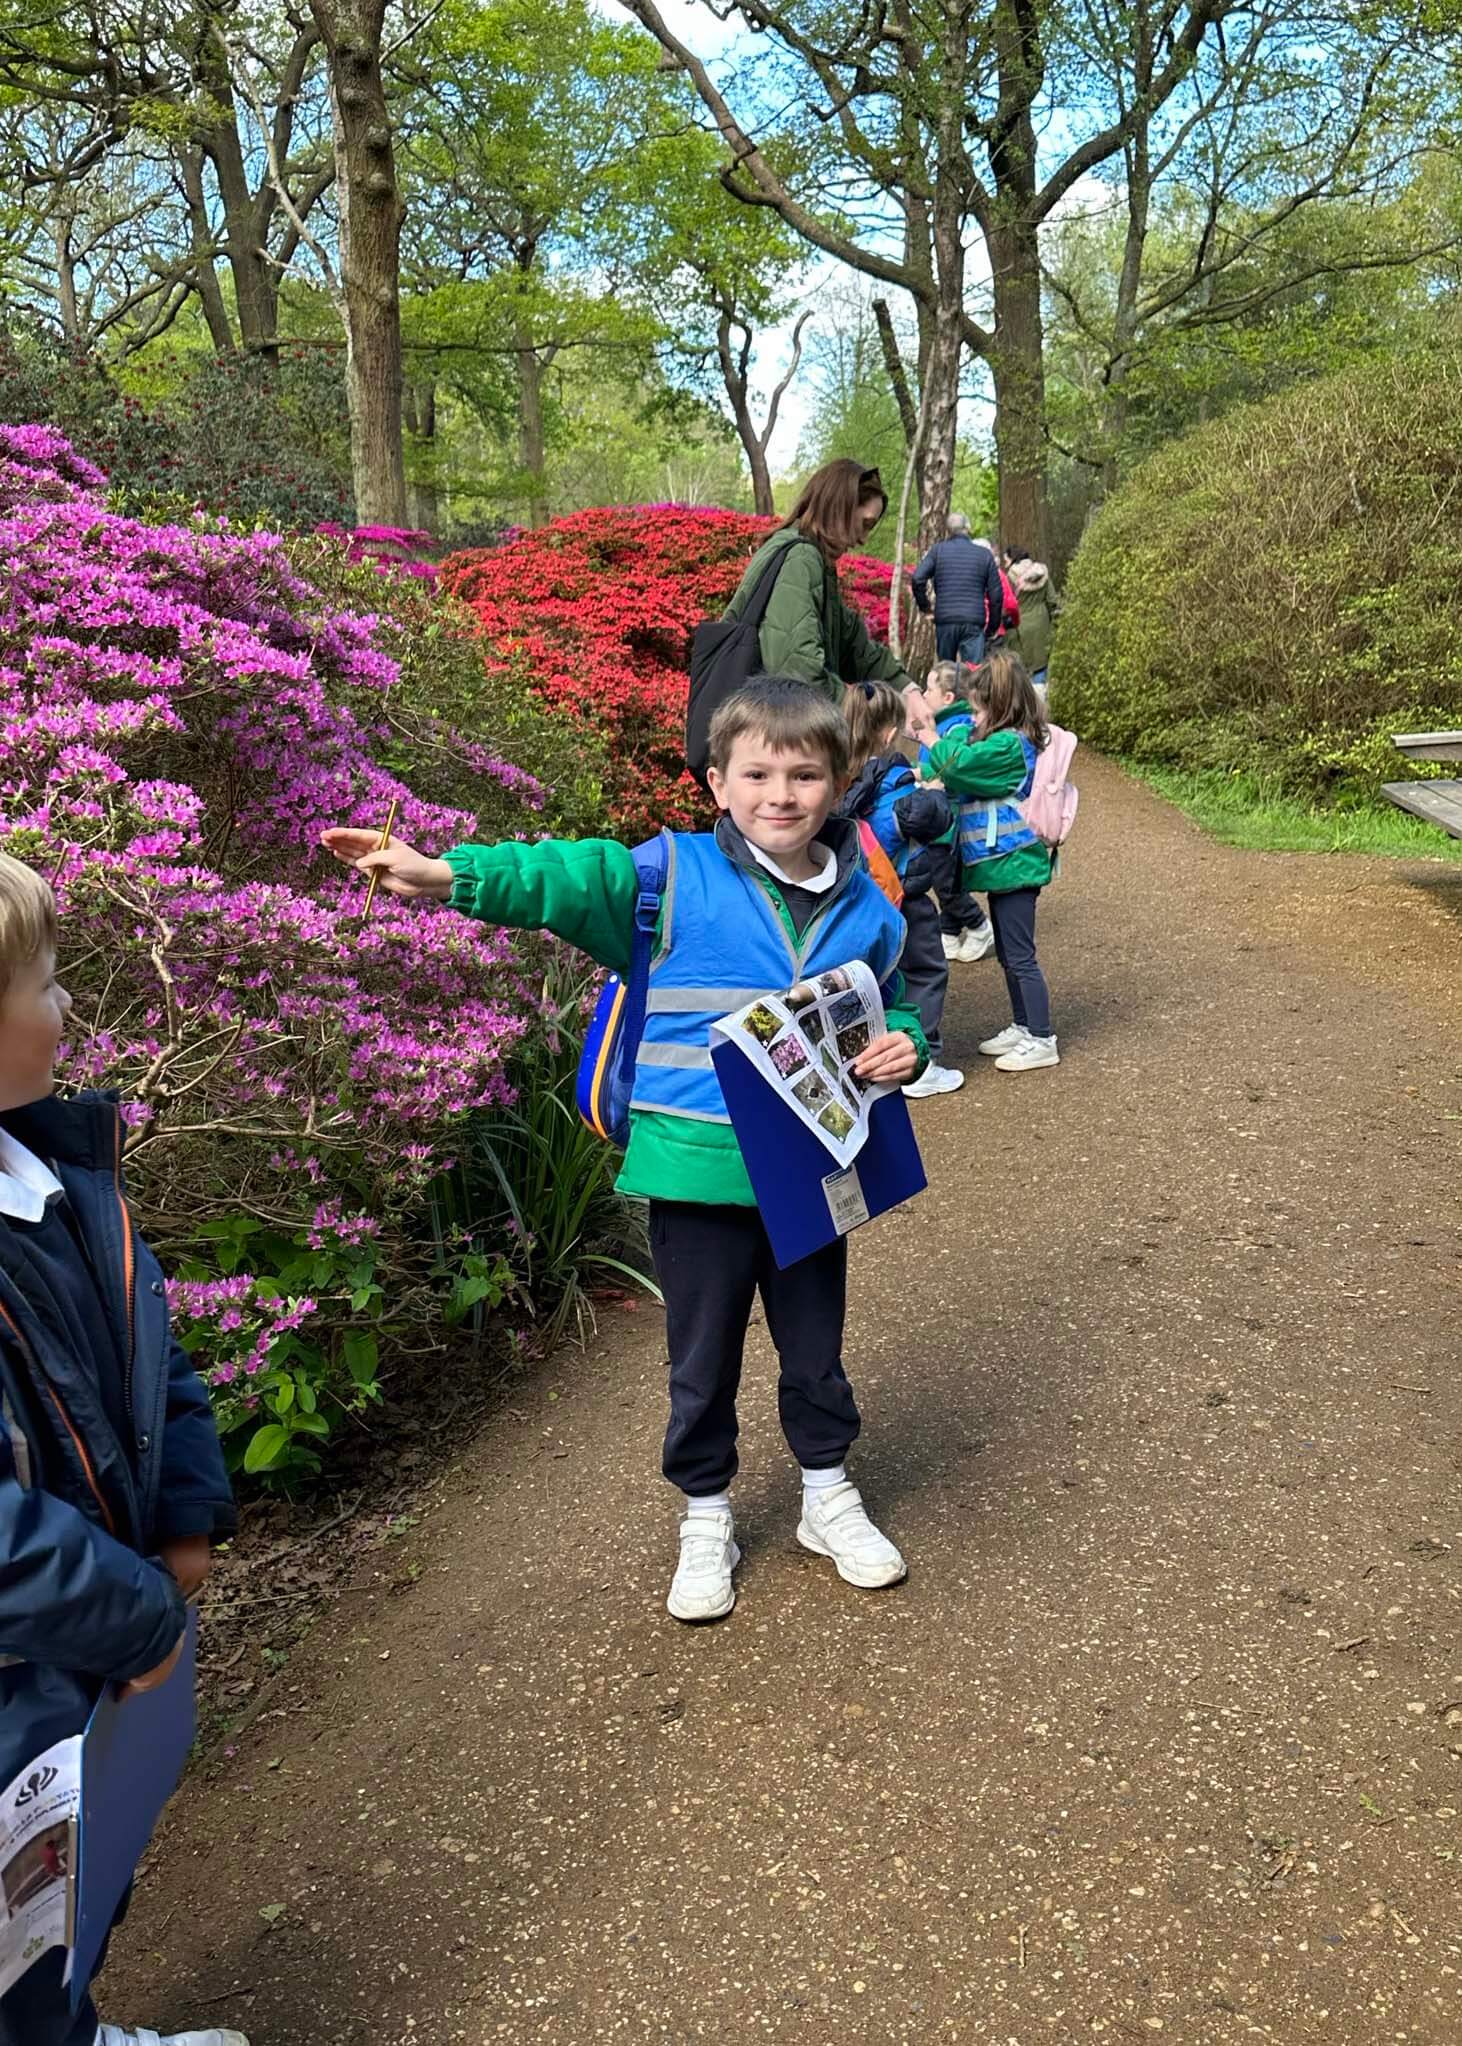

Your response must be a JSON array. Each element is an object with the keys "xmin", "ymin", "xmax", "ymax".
[
  {"xmin": 0, "ymin": 852, "xmax": 57, "ymax": 1002},
  {"xmin": 782, "ymin": 457, "xmax": 887, "ymax": 560},
  {"xmin": 707, "ymin": 678, "xmax": 850, "ymax": 781},
  {"xmin": 842, "ymin": 679, "xmax": 906, "ymax": 776},
  {"xmin": 969, "ymin": 650, "xmax": 1049, "ymax": 750}
]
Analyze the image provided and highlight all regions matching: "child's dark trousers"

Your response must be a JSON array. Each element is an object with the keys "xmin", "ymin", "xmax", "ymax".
[
  {"xmin": 0, "ymin": 1919, "xmax": 114, "ymax": 2046},
  {"xmin": 927, "ymin": 839, "xmax": 987, "ymax": 937},
  {"xmin": 649, "ymin": 1201, "xmax": 859, "ymax": 1495},
  {"xmin": 898, "ymin": 892, "xmax": 949, "ymax": 1057},
  {"xmin": 989, "ymin": 886, "xmax": 1051, "ymax": 1036}
]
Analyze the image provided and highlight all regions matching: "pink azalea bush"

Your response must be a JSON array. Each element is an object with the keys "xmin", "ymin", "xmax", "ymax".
[{"xmin": 0, "ymin": 424, "xmax": 559, "ymax": 1474}]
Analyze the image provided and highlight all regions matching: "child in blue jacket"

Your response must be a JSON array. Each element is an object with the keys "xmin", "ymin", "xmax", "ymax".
[
  {"xmin": 0, "ymin": 854, "xmax": 244, "ymax": 2046},
  {"xmin": 838, "ymin": 681, "xmax": 963, "ymax": 1097}
]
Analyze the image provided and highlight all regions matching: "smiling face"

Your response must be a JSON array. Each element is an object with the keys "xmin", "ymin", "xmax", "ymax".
[
  {"xmin": 707, "ymin": 730, "xmax": 840, "ymax": 876},
  {"xmin": 0, "ymin": 947, "xmax": 72, "ymax": 1111}
]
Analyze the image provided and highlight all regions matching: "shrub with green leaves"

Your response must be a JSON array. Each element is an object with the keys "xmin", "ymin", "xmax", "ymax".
[{"xmin": 1055, "ymin": 351, "xmax": 1462, "ymax": 805}]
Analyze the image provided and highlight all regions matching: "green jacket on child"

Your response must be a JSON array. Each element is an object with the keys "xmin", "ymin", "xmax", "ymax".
[
  {"xmin": 920, "ymin": 722, "xmax": 1054, "ymax": 894},
  {"xmin": 444, "ymin": 818, "xmax": 928, "ymax": 1208}
]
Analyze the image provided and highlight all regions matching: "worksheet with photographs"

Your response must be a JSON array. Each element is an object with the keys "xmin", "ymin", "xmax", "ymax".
[
  {"xmin": 0, "ymin": 1733, "xmax": 80, "ymax": 1999},
  {"xmin": 710, "ymin": 960, "xmax": 893, "ymax": 1166}
]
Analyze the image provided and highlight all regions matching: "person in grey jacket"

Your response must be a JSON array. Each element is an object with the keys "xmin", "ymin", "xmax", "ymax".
[{"xmin": 910, "ymin": 514, "xmax": 1005, "ymax": 664}]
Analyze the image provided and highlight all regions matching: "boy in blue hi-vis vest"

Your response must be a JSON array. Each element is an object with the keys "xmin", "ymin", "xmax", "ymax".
[{"xmin": 323, "ymin": 680, "xmax": 927, "ymax": 1625}]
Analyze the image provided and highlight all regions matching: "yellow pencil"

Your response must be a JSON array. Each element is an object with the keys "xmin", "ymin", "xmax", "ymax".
[{"xmin": 360, "ymin": 797, "xmax": 399, "ymax": 922}]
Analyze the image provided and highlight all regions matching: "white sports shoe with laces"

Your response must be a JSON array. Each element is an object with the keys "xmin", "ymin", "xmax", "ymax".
[
  {"xmin": 666, "ymin": 1509, "xmax": 740, "ymax": 1622},
  {"xmin": 97, "ymin": 2028, "xmax": 250, "ymax": 2046},
  {"xmin": 797, "ymin": 1482, "xmax": 907, "ymax": 1588}
]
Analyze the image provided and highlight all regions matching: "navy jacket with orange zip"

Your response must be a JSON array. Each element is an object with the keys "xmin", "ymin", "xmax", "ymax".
[{"xmin": 0, "ymin": 1092, "xmax": 234, "ymax": 1784}]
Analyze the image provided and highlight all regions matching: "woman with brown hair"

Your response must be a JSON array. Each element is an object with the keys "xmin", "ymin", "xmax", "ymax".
[{"xmin": 720, "ymin": 457, "xmax": 914, "ymax": 702}]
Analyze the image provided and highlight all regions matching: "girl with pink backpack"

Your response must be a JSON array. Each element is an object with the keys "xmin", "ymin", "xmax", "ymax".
[{"xmin": 910, "ymin": 651, "xmax": 1076, "ymax": 1072}]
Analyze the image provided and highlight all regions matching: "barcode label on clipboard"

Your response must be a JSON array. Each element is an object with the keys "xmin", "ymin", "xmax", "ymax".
[{"xmin": 823, "ymin": 1165, "xmax": 870, "ymax": 1236}]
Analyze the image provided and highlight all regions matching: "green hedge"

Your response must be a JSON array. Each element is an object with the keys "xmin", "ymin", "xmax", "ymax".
[{"xmin": 1054, "ymin": 351, "xmax": 1462, "ymax": 805}]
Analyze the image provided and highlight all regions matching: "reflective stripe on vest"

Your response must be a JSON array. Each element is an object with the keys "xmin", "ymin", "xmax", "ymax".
[
  {"xmin": 958, "ymin": 734, "xmax": 1039, "ymax": 865},
  {"xmin": 629, "ymin": 832, "xmax": 906, "ymax": 1125}
]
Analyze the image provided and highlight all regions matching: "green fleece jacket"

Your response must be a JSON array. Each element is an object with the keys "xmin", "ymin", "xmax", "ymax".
[
  {"xmin": 443, "ymin": 834, "xmax": 929, "ymax": 1207},
  {"xmin": 725, "ymin": 526, "xmax": 912, "ymax": 701},
  {"xmin": 920, "ymin": 725, "xmax": 1054, "ymax": 893}
]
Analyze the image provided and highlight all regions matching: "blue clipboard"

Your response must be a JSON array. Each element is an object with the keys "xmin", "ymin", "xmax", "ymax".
[
  {"xmin": 68, "ymin": 1608, "xmax": 198, "ymax": 2009},
  {"xmin": 712, "ymin": 1041, "xmax": 926, "ymax": 1268}
]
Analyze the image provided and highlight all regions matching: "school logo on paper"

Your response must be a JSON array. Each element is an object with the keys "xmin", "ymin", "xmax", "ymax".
[{"xmin": 15, "ymin": 1765, "xmax": 58, "ymax": 1808}]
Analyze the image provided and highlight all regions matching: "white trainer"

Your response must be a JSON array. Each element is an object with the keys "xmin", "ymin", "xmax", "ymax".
[
  {"xmin": 955, "ymin": 924, "xmax": 995, "ymax": 963},
  {"xmin": 995, "ymin": 1031, "xmax": 1060, "ymax": 1072},
  {"xmin": 940, "ymin": 932, "xmax": 962, "ymax": 960},
  {"xmin": 797, "ymin": 1482, "xmax": 907, "ymax": 1589},
  {"xmin": 902, "ymin": 1061, "xmax": 965, "ymax": 1099},
  {"xmin": 978, "ymin": 1023, "xmax": 1026, "ymax": 1056},
  {"xmin": 666, "ymin": 1510, "xmax": 740, "ymax": 1622},
  {"xmin": 97, "ymin": 2028, "xmax": 251, "ymax": 2046}
]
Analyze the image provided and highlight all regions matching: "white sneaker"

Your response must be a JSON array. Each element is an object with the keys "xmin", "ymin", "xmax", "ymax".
[
  {"xmin": 940, "ymin": 932, "xmax": 962, "ymax": 960},
  {"xmin": 666, "ymin": 1510, "xmax": 740, "ymax": 1622},
  {"xmin": 955, "ymin": 924, "xmax": 995, "ymax": 963},
  {"xmin": 902, "ymin": 1061, "xmax": 965, "ymax": 1098},
  {"xmin": 797, "ymin": 1482, "xmax": 907, "ymax": 1589},
  {"xmin": 978, "ymin": 1024, "xmax": 1026, "ymax": 1056},
  {"xmin": 98, "ymin": 2028, "xmax": 251, "ymax": 2046},
  {"xmin": 995, "ymin": 1031, "xmax": 1060, "ymax": 1072}
]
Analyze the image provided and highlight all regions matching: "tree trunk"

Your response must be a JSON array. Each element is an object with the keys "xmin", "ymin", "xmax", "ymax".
[
  {"xmin": 177, "ymin": 146, "xmax": 237, "ymax": 352},
  {"xmin": 403, "ymin": 379, "xmax": 440, "ymax": 532},
  {"xmin": 989, "ymin": 215, "xmax": 1047, "ymax": 555},
  {"xmin": 715, "ymin": 309, "xmax": 775, "ymax": 515},
  {"xmin": 52, "ymin": 216, "xmax": 80, "ymax": 347},
  {"xmin": 516, "ymin": 330, "xmax": 548, "ymax": 527},
  {"xmin": 313, "ymin": 0, "xmax": 407, "ymax": 527},
  {"xmin": 872, "ymin": 297, "xmax": 918, "ymax": 449}
]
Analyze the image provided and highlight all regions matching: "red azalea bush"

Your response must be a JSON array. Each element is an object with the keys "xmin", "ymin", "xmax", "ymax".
[{"xmin": 442, "ymin": 507, "xmax": 898, "ymax": 840}]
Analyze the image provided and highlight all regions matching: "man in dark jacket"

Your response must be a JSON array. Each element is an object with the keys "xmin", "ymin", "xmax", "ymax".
[
  {"xmin": 910, "ymin": 513, "xmax": 1005, "ymax": 664},
  {"xmin": 0, "ymin": 852, "xmax": 245, "ymax": 2046}
]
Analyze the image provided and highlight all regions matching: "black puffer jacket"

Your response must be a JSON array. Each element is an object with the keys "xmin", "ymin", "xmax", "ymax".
[{"xmin": 910, "ymin": 535, "xmax": 1004, "ymax": 632}]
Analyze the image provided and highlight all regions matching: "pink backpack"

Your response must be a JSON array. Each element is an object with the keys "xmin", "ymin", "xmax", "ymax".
[{"xmin": 1019, "ymin": 723, "xmax": 1079, "ymax": 847}]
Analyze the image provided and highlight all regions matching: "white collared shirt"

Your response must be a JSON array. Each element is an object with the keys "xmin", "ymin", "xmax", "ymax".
[
  {"xmin": 0, "ymin": 1127, "xmax": 63, "ymax": 1224},
  {"xmin": 748, "ymin": 840, "xmax": 838, "ymax": 894}
]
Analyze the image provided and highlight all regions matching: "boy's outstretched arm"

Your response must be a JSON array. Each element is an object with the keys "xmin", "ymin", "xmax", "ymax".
[{"xmin": 322, "ymin": 830, "xmax": 643, "ymax": 979}]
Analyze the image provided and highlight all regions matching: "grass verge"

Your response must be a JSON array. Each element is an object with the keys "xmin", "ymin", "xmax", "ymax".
[{"xmin": 1126, "ymin": 764, "xmax": 1462, "ymax": 860}]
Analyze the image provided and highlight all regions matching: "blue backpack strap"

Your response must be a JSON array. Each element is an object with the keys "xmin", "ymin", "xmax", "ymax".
[{"xmin": 618, "ymin": 832, "xmax": 670, "ymax": 1089}]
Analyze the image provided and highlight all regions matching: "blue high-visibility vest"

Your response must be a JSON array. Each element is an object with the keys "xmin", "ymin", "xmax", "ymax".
[
  {"xmin": 957, "ymin": 734, "xmax": 1039, "ymax": 867},
  {"xmin": 630, "ymin": 833, "xmax": 906, "ymax": 1124}
]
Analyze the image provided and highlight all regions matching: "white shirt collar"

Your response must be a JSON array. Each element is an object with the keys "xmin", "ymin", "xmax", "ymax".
[
  {"xmin": 748, "ymin": 839, "xmax": 839, "ymax": 894},
  {"xmin": 0, "ymin": 1127, "xmax": 64, "ymax": 1224}
]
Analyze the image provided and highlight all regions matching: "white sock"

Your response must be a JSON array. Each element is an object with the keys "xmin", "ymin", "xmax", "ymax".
[
  {"xmin": 801, "ymin": 1463, "xmax": 847, "ymax": 1493},
  {"xmin": 684, "ymin": 1489, "xmax": 731, "ymax": 1519}
]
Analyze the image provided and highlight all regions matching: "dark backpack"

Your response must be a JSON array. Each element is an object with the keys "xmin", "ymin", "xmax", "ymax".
[{"xmin": 686, "ymin": 539, "xmax": 819, "ymax": 787}]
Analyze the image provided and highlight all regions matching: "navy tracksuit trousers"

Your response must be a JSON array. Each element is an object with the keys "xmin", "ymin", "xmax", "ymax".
[{"xmin": 649, "ymin": 1202, "xmax": 859, "ymax": 1495}]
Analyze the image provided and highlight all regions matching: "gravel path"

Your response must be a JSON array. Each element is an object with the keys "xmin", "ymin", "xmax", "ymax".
[{"xmin": 109, "ymin": 756, "xmax": 1462, "ymax": 2045}]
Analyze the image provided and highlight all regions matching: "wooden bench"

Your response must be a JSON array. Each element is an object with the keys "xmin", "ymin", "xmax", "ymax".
[{"xmin": 1382, "ymin": 730, "xmax": 1462, "ymax": 841}]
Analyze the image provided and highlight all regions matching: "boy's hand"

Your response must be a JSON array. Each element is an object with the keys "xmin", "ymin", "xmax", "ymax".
[
  {"xmin": 161, "ymin": 1534, "xmax": 211, "ymax": 1600},
  {"xmin": 119, "ymin": 1630, "xmax": 185, "ymax": 1701},
  {"xmin": 320, "ymin": 828, "xmax": 454, "ymax": 900},
  {"xmin": 854, "ymin": 1031, "xmax": 920, "ymax": 1085}
]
